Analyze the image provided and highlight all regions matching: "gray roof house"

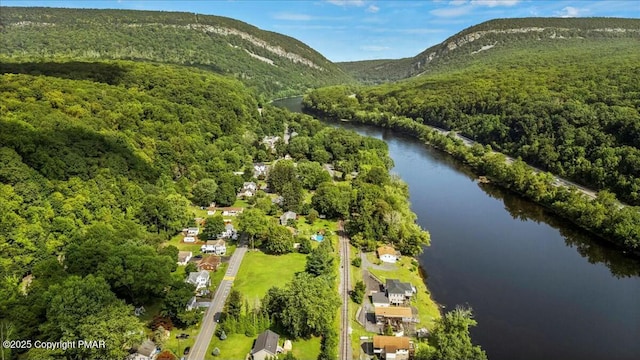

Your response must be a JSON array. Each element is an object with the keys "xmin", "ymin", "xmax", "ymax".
[
  {"xmin": 251, "ymin": 330, "xmax": 281, "ymax": 360},
  {"xmin": 127, "ymin": 339, "xmax": 157, "ymax": 360},
  {"xmin": 385, "ymin": 279, "xmax": 416, "ymax": 305},
  {"xmin": 186, "ymin": 271, "xmax": 210, "ymax": 290},
  {"xmin": 280, "ymin": 211, "xmax": 297, "ymax": 226}
]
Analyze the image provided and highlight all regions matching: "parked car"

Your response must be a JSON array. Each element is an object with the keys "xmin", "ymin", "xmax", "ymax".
[{"xmin": 184, "ymin": 347, "xmax": 191, "ymax": 355}]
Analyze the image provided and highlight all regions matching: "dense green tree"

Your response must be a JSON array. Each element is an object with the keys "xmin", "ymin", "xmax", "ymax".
[
  {"xmin": 237, "ymin": 208, "xmax": 271, "ymax": 249},
  {"xmin": 192, "ymin": 179, "xmax": 218, "ymax": 207},
  {"xmin": 415, "ymin": 308, "xmax": 487, "ymax": 360},
  {"xmin": 161, "ymin": 281, "xmax": 196, "ymax": 327},
  {"xmin": 281, "ymin": 180, "xmax": 304, "ymax": 212},
  {"xmin": 267, "ymin": 160, "xmax": 297, "ymax": 194},
  {"xmin": 214, "ymin": 182, "xmax": 237, "ymax": 207},
  {"xmin": 263, "ymin": 225, "xmax": 294, "ymax": 255},
  {"xmin": 311, "ymin": 183, "xmax": 352, "ymax": 219},
  {"xmin": 305, "ymin": 240, "xmax": 335, "ymax": 277},
  {"xmin": 262, "ymin": 272, "xmax": 340, "ymax": 338},
  {"xmin": 297, "ymin": 161, "xmax": 331, "ymax": 190},
  {"xmin": 201, "ymin": 215, "xmax": 226, "ymax": 240}
]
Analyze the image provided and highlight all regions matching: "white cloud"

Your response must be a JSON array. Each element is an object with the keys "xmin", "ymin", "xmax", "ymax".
[
  {"xmin": 326, "ymin": 0, "xmax": 365, "ymax": 6},
  {"xmin": 360, "ymin": 45, "xmax": 391, "ymax": 51},
  {"xmin": 556, "ymin": 6, "xmax": 586, "ymax": 17},
  {"xmin": 366, "ymin": 4, "xmax": 380, "ymax": 13},
  {"xmin": 272, "ymin": 12, "xmax": 313, "ymax": 21},
  {"xmin": 470, "ymin": 0, "xmax": 520, "ymax": 7},
  {"xmin": 449, "ymin": 0, "xmax": 468, "ymax": 6},
  {"xmin": 430, "ymin": 5, "xmax": 473, "ymax": 17}
]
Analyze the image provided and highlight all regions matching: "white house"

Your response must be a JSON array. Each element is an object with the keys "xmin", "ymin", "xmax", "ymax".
[
  {"xmin": 385, "ymin": 279, "xmax": 416, "ymax": 306},
  {"xmin": 201, "ymin": 239, "xmax": 226, "ymax": 255},
  {"xmin": 177, "ymin": 251, "xmax": 192, "ymax": 265},
  {"xmin": 186, "ymin": 227, "xmax": 199, "ymax": 236},
  {"xmin": 218, "ymin": 223, "xmax": 236, "ymax": 239},
  {"xmin": 280, "ymin": 211, "xmax": 297, "ymax": 226},
  {"xmin": 371, "ymin": 292, "xmax": 390, "ymax": 308},
  {"xmin": 215, "ymin": 207, "xmax": 243, "ymax": 216},
  {"xmin": 127, "ymin": 340, "xmax": 157, "ymax": 360},
  {"xmin": 262, "ymin": 136, "xmax": 280, "ymax": 151},
  {"xmin": 377, "ymin": 245, "xmax": 399, "ymax": 264},
  {"xmin": 183, "ymin": 236, "xmax": 196, "ymax": 243},
  {"xmin": 185, "ymin": 296, "xmax": 197, "ymax": 311},
  {"xmin": 372, "ymin": 336, "xmax": 411, "ymax": 360},
  {"xmin": 186, "ymin": 271, "xmax": 210, "ymax": 290},
  {"xmin": 254, "ymin": 163, "xmax": 268, "ymax": 178},
  {"xmin": 251, "ymin": 330, "xmax": 282, "ymax": 360},
  {"xmin": 237, "ymin": 181, "xmax": 258, "ymax": 197}
]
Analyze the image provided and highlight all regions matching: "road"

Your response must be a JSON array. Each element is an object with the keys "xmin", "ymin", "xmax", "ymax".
[
  {"xmin": 428, "ymin": 125, "xmax": 605, "ymax": 201},
  {"xmin": 188, "ymin": 235, "xmax": 248, "ymax": 360},
  {"xmin": 338, "ymin": 221, "xmax": 352, "ymax": 360}
]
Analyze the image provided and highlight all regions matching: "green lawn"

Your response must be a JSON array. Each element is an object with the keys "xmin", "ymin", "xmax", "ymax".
[
  {"xmin": 205, "ymin": 333, "xmax": 252, "ymax": 360},
  {"xmin": 164, "ymin": 323, "xmax": 202, "ymax": 358},
  {"xmin": 233, "ymin": 251, "xmax": 307, "ymax": 302},
  {"xmin": 291, "ymin": 336, "xmax": 321, "ymax": 359},
  {"xmin": 204, "ymin": 332, "xmax": 321, "ymax": 360},
  {"xmin": 369, "ymin": 255, "xmax": 441, "ymax": 328},
  {"xmin": 295, "ymin": 216, "xmax": 337, "ymax": 237}
]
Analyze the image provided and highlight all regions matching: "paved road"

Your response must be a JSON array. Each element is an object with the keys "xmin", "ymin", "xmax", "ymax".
[
  {"xmin": 428, "ymin": 125, "xmax": 610, "ymax": 202},
  {"xmin": 338, "ymin": 221, "xmax": 352, "ymax": 360},
  {"xmin": 188, "ymin": 235, "xmax": 248, "ymax": 360}
]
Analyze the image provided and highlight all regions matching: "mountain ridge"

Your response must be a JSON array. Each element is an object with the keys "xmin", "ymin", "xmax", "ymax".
[
  {"xmin": 338, "ymin": 17, "xmax": 640, "ymax": 83},
  {"xmin": 0, "ymin": 6, "xmax": 353, "ymax": 98}
]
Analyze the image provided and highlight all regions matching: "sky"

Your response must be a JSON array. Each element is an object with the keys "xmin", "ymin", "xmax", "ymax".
[{"xmin": 3, "ymin": 0, "xmax": 639, "ymax": 62}]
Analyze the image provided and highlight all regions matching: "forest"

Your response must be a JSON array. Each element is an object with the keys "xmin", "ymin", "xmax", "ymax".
[
  {"xmin": 303, "ymin": 38, "xmax": 640, "ymax": 252},
  {"xmin": 0, "ymin": 7, "xmax": 353, "ymax": 99},
  {"xmin": 0, "ymin": 57, "xmax": 434, "ymax": 359},
  {"xmin": 338, "ymin": 17, "xmax": 640, "ymax": 83}
]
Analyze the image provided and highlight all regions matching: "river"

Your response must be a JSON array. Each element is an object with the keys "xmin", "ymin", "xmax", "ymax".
[{"xmin": 273, "ymin": 97, "xmax": 640, "ymax": 360}]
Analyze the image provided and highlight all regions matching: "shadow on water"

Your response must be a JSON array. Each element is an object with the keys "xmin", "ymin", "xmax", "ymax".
[{"xmin": 479, "ymin": 182, "xmax": 640, "ymax": 278}]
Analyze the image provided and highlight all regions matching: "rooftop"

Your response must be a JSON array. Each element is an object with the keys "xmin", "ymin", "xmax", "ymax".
[
  {"xmin": 252, "ymin": 329, "xmax": 279, "ymax": 355},
  {"xmin": 373, "ymin": 336, "xmax": 410, "ymax": 350}
]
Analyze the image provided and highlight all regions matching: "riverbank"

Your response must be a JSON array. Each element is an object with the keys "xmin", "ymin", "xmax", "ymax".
[{"xmin": 301, "ymin": 97, "xmax": 640, "ymax": 254}]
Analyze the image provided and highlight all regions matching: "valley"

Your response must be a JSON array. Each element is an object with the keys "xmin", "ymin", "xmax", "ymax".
[{"xmin": 1, "ymin": 5, "xmax": 639, "ymax": 360}]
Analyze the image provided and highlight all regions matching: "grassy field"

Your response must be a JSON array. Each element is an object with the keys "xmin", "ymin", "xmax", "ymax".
[
  {"xmin": 204, "ymin": 332, "xmax": 322, "ymax": 360},
  {"xmin": 233, "ymin": 251, "xmax": 307, "ymax": 302},
  {"xmin": 369, "ymin": 255, "xmax": 441, "ymax": 328}
]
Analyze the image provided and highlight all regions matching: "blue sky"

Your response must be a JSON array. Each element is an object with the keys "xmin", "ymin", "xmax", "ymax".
[{"xmin": 3, "ymin": 0, "xmax": 639, "ymax": 61}]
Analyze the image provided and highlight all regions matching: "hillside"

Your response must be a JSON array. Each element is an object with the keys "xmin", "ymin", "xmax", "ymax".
[
  {"xmin": 0, "ymin": 7, "xmax": 353, "ymax": 98},
  {"xmin": 338, "ymin": 17, "xmax": 640, "ymax": 83},
  {"xmin": 304, "ymin": 37, "xmax": 640, "ymax": 250}
]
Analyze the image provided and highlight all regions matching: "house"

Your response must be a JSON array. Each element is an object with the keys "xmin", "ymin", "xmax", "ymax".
[
  {"xmin": 218, "ymin": 223, "xmax": 236, "ymax": 239},
  {"xmin": 216, "ymin": 207, "xmax": 244, "ymax": 216},
  {"xmin": 377, "ymin": 245, "xmax": 399, "ymax": 263},
  {"xmin": 127, "ymin": 340, "xmax": 157, "ymax": 360},
  {"xmin": 254, "ymin": 163, "xmax": 268, "ymax": 178},
  {"xmin": 371, "ymin": 292, "xmax": 390, "ymax": 308},
  {"xmin": 374, "ymin": 306, "xmax": 415, "ymax": 323},
  {"xmin": 280, "ymin": 211, "xmax": 297, "ymax": 226},
  {"xmin": 385, "ymin": 279, "xmax": 416, "ymax": 305},
  {"xmin": 372, "ymin": 336, "xmax": 412, "ymax": 360},
  {"xmin": 198, "ymin": 255, "xmax": 221, "ymax": 271},
  {"xmin": 186, "ymin": 227, "xmax": 200, "ymax": 236},
  {"xmin": 177, "ymin": 251, "xmax": 193, "ymax": 265},
  {"xmin": 271, "ymin": 196, "xmax": 284, "ymax": 205},
  {"xmin": 186, "ymin": 296, "xmax": 197, "ymax": 311},
  {"xmin": 238, "ymin": 182, "xmax": 258, "ymax": 197},
  {"xmin": 183, "ymin": 236, "xmax": 196, "ymax": 243},
  {"xmin": 134, "ymin": 306, "xmax": 146, "ymax": 316},
  {"xmin": 201, "ymin": 239, "xmax": 226, "ymax": 255},
  {"xmin": 251, "ymin": 330, "xmax": 282, "ymax": 360},
  {"xmin": 262, "ymin": 136, "xmax": 280, "ymax": 151},
  {"xmin": 186, "ymin": 271, "xmax": 210, "ymax": 290}
]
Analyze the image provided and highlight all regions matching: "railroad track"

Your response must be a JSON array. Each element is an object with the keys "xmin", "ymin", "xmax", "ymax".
[{"xmin": 338, "ymin": 220, "xmax": 351, "ymax": 360}]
